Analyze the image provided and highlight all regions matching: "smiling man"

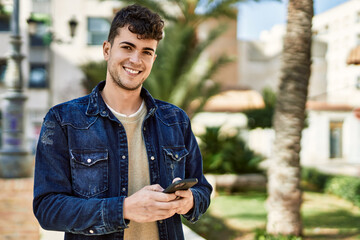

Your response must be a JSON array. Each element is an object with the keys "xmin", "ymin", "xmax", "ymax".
[{"xmin": 33, "ymin": 4, "xmax": 212, "ymax": 240}]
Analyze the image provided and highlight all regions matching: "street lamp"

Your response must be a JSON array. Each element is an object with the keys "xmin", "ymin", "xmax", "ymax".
[{"xmin": 0, "ymin": 0, "xmax": 32, "ymax": 178}]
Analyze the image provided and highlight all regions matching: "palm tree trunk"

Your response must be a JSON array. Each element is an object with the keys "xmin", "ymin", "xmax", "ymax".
[{"xmin": 266, "ymin": 0, "xmax": 313, "ymax": 236}]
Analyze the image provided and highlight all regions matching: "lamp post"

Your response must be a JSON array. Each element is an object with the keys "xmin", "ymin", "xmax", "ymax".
[{"xmin": 0, "ymin": 0, "xmax": 31, "ymax": 178}]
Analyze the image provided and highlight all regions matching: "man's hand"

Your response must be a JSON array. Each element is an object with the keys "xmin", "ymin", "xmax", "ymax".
[
  {"xmin": 172, "ymin": 178, "xmax": 195, "ymax": 215},
  {"xmin": 123, "ymin": 184, "xmax": 180, "ymax": 222}
]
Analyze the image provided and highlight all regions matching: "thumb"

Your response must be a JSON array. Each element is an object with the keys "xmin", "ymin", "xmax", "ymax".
[{"xmin": 172, "ymin": 177, "xmax": 182, "ymax": 183}]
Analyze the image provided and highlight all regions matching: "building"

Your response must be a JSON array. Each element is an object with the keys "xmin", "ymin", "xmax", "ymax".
[{"xmin": 239, "ymin": 0, "xmax": 360, "ymax": 172}]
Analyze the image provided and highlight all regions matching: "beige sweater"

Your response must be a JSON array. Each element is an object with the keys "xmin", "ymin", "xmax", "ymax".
[{"xmin": 107, "ymin": 101, "xmax": 159, "ymax": 240}]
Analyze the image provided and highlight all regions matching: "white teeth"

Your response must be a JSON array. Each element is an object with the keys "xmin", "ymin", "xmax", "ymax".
[{"xmin": 125, "ymin": 67, "xmax": 140, "ymax": 74}]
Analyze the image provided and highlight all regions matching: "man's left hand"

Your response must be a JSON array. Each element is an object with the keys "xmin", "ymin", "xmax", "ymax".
[{"xmin": 172, "ymin": 178, "xmax": 194, "ymax": 215}]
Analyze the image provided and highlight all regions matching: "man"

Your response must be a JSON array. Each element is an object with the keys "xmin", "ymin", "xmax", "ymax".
[{"xmin": 33, "ymin": 4, "xmax": 212, "ymax": 240}]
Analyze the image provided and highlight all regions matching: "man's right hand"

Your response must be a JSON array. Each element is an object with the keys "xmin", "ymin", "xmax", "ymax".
[{"xmin": 123, "ymin": 184, "xmax": 179, "ymax": 222}]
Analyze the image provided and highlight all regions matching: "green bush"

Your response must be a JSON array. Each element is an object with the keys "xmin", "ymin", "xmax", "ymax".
[
  {"xmin": 325, "ymin": 176, "xmax": 360, "ymax": 207},
  {"xmin": 243, "ymin": 88, "xmax": 276, "ymax": 129},
  {"xmin": 199, "ymin": 127, "xmax": 263, "ymax": 174},
  {"xmin": 301, "ymin": 167, "xmax": 333, "ymax": 192},
  {"xmin": 255, "ymin": 229, "xmax": 302, "ymax": 240}
]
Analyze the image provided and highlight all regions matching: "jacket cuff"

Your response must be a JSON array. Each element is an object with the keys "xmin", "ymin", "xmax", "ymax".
[
  {"xmin": 104, "ymin": 196, "xmax": 129, "ymax": 231},
  {"xmin": 182, "ymin": 188, "xmax": 201, "ymax": 223}
]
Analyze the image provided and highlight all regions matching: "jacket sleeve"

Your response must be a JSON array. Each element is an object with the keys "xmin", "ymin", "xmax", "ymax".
[
  {"xmin": 33, "ymin": 109, "xmax": 128, "ymax": 235},
  {"xmin": 182, "ymin": 118, "xmax": 212, "ymax": 223}
]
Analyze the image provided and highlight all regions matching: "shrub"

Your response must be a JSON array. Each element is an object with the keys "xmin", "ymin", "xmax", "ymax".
[
  {"xmin": 199, "ymin": 127, "xmax": 263, "ymax": 174},
  {"xmin": 79, "ymin": 60, "xmax": 107, "ymax": 93},
  {"xmin": 301, "ymin": 167, "xmax": 333, "ymax": 192},
  {"xmin": 325, "ymin": 176, "xmax": 360, "ymax": 207},
  {"xmin": 243, "ymin": 88, "xmax": 276, "ymax": 129}
]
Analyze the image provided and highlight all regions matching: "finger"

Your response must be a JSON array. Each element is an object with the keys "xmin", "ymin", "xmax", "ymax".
[
  {"xmin": 153, "ymin": 200, "xmax": 182, "ymax": 211},
  {"xmin": 175, "ymin": 189, "xmax": 191, "ymax": 198},
  {"xmin": 151, "ymin": 191, "xmax": 178, "ymax": 202},
  {"xmin": 172, "ymin": 177, "xmax": 182, "ymax": 183},
  {"xmin": 146, "ymin": 184, "xmax": 164, "ymax": 192}
]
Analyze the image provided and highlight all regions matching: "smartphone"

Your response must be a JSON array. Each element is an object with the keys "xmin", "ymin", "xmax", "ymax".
[{"xmin": 163, "ymin": 178, "xmax": 198, "ymax": 193}]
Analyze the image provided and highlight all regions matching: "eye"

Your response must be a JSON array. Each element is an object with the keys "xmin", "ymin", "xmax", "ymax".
[
  {"xmin": 121, "ymin": 45, "xmax": 132, "ymax": 50},
  {"xmin": 143, "ymin": 51, "xmax": 153, "ymax": 56}
]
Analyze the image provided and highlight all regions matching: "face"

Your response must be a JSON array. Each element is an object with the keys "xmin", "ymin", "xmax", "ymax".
[{"xmin": 103, "ymin": 26, "xmax": 158, "ymax": 91}]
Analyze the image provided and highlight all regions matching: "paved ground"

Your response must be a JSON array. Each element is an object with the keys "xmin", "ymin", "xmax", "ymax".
[{"xmin": 0, "ymin": 178, "xmax": 39, "ymax": 240}]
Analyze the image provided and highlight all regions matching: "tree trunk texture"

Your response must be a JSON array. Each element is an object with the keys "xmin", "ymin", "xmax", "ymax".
[{"xmin": 266, "ymin": 0, "xmax": 313, "ymax": 236}]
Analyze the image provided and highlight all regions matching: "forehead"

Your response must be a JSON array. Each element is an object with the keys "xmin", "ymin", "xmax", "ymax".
[{"xmin": 114, "ymin": 27, "xmax": 158, "ymax": 49}]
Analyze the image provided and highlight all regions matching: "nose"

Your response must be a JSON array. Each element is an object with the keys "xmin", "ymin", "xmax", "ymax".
[{"xmin": 129, "ymin": 51, "xmax": 141, "ymax": 64}]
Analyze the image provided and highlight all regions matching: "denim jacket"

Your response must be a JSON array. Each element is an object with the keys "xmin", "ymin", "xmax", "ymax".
[{"xmin": 33, "ymin": 81, "xmax": 212, "ymax": 240}]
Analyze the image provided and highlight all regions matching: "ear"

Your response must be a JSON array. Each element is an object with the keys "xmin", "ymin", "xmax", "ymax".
[
  {"xmin": 103, "ymin": 41, "xmax": 111, "ymax": 61},
  {"xmin": 153, "ymin": 54, "xmax": 157, "ymax": 63}
]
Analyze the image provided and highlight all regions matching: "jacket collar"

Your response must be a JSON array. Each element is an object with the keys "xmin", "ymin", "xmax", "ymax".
[{"xmin": 86, "ymin": 81, "xmax": 157, "ymax": 117}]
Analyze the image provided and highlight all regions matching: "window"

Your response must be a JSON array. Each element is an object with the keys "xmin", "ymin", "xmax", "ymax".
[
  {"xmin": 0, "ymin": 59, "xmax": 6, "ymax": 83},
  {"xmin": 87, "ymin": 17, "xmax": 110, "ymax": 45},
  {"xmin": 29, "ymin": 63, "xmax": 48, "ymax": 88},
  {"xmin": 329, "ymin": 121, "xmax": 343, "ymax": 159},
  {"xmin": 29, "ymin": 21, "xmax": 51, "ymax": 47},
  {"xmin": 0, "ymin": 3, "xmax": 11, "ymax": 32},
  {"xmin": 0, "ymin": 15, "xmax": 10, "ymax": 31},
  {"xmin": 357, "ymin": 76, "xmax": 360, "ymax": 89}
]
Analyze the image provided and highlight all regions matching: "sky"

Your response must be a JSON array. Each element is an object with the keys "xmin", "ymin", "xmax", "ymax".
[{"xmin": 238, "ymin": 0, "xmax": 350, "ymax": 40}]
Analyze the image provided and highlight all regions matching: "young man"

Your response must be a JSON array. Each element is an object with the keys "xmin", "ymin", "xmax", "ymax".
[{"xmin": 33, "ymin": 4, "xmax": 212, "ymax": 240}]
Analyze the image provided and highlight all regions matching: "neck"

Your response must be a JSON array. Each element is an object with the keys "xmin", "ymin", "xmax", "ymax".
[{"xmin": 101, "ymin": 80, "xmax": 143, "ymax": 116}]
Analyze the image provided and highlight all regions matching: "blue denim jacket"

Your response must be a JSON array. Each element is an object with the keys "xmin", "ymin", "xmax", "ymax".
[{"xmin": 33, "ymin": 81, "xmax": 212, "ymax": 240}]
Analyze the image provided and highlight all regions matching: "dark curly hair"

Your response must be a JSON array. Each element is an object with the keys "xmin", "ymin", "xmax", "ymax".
[{"xmin": 107, "ymin": 4, "xmax": 164, "ymax": 45}]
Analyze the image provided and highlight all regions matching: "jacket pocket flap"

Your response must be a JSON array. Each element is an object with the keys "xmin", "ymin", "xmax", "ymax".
[
  {"xmin": 70, "ymin": 149, "xmax": 108, "ymax": 166},
  {"xmin": 163, "ymin": 147, "xmax": 189, "ymax": 161}
]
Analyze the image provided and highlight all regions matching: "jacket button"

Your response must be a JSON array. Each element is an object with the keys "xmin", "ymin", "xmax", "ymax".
[
  {"xmin": 159, "ymin": 220, "xmax": 163, "ymax": 224},
  {"xmin": 87, "ymin": 159, "xmax": 92, "ymax": 163},
  {"xmin": 102, "ymin": 111, "xmax": 106, "ymax": 115},
  {"xmin": 150, "ymin": 156, "xmax": 155, "ymax": 160},
  {"xmin": 175, "ymin": 154, "xmax": 179, "ymax": 159},
  {"xmin": 122, "ymin": 155, "xmax": 126, "ymax": 159},
  {"xmin": 122, "ymin": 187, "xmax": 126, "ymax": 192},
  {"xmin": 89, "ymin": 229, "xmax": 94, "ymax": 234}
]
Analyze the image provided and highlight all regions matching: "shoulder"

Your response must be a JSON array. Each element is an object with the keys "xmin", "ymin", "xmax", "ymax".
[
  {"xmin": 50, "ymin": 95, "xmax": 89, "ymax": 116},
  {"xmin": 47, "ymin": 95, "xmax": 95, "ymax": 128},
  {"xmin": 154, "ymin": 99, "xmax": 189, "ymax": 126}
]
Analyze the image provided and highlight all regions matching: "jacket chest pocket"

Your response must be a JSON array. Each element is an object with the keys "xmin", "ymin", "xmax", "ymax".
[
  {"xmin": 70, "ymin": 149, "xmax": 108, "ymax": 198},
  {"xmin": 163, "ymin": 146, "xmax": 189, "ymax": 181}
]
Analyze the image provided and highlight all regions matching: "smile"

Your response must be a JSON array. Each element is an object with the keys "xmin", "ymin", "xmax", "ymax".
[{"xmin": 124, "ymin": 67, "xmax": 141, "ymax": 74}]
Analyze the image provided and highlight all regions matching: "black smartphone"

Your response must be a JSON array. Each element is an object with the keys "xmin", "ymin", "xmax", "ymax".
[{"xmin": 163, "ymin": 178, "xmax": 198, "ymax": 193}]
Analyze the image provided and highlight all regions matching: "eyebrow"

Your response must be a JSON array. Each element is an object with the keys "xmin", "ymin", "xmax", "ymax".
[{"xmin": 120, "ymin": 41, "xmax": 155, "ymax": 52}]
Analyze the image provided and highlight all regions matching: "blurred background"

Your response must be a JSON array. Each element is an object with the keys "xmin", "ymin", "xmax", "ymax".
[{"xmin": 1, "ymin": 0, "xmax": 360, "ymax": 239}]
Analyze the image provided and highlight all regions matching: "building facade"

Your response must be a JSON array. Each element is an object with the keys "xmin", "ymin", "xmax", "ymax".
[{"xmin": 240, "ymin": 0, "xmax": 360, "ymax": 170}]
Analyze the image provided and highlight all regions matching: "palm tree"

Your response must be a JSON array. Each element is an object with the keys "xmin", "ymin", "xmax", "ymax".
[{"xmin": 266, "ymin": 0, "xmax": 313, "ymax": 236}]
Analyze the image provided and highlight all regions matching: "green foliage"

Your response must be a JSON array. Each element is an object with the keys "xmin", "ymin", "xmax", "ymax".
[
  {"xmin": 255, "ymin": 229, "xmax": 302, "ymax": 240},
  {"xmin": 325, "ymin": 176, "xmax": 360, "ymax": 207},
  {"xmin": 79, "ymin": 60, "xmax": 107, "ymax": 93},
  {"xmin": 199, "ymin": 127, "xmax": 263, "ymax": 174},
  {"xmin": 301, "ymin": 167, "xmax": 334, "ymax": 192},
  {"xmin": 243, "ymin": 88, "xmax": 276, "ymax": 129},
  {"xmin": 301, "ymin": 168, "xmax": 360, "ymax": 208}
]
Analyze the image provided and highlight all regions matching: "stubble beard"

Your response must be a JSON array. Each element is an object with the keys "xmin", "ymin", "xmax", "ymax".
[{"xmin": 109, "ymin": 68, "xmax": 144, "ymax": 91}]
